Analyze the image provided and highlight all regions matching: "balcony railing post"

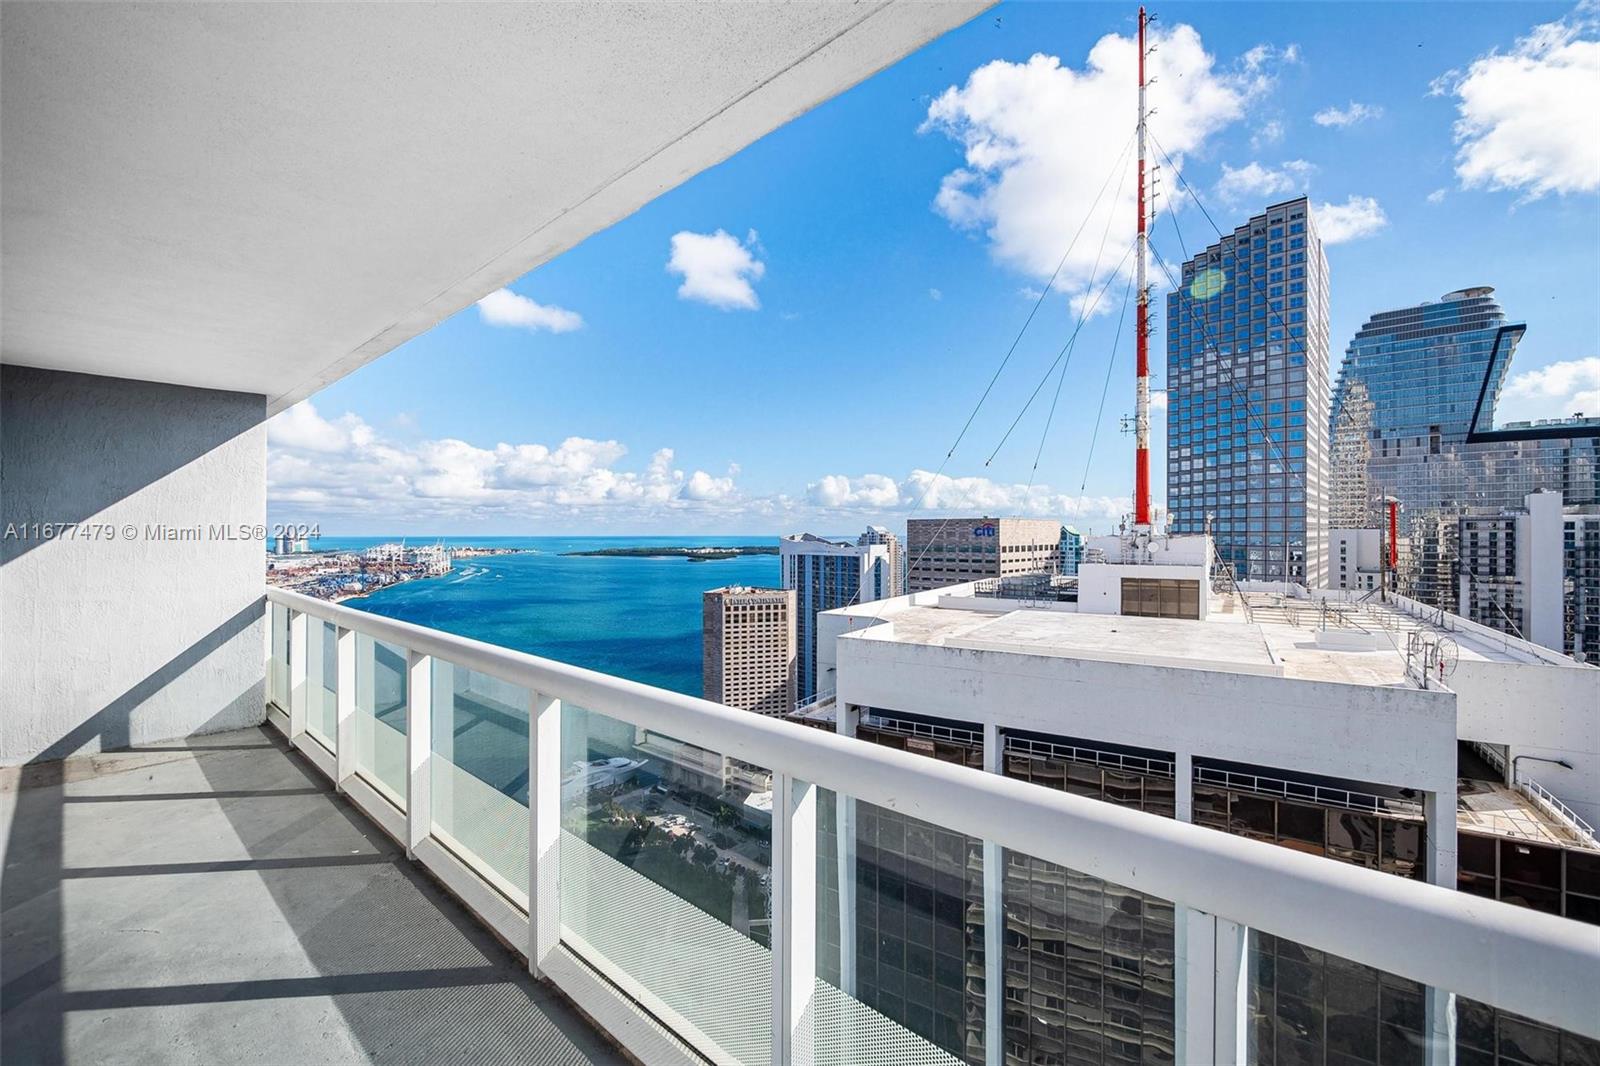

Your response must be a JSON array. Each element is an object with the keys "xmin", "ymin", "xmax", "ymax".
[
  {"xmin": 1177, "ymin": 911, "xmax": 1249, "ymax": 1065},
  {"xmin": 1422, "ymin": 785, "xmax": 1459, "ymax": 1066},
  {"xmin": 262, "ymin": 598, "xmax": 273, "ymax": 706},
  {"xmin": 335, "ymin": 626, "xmax": 356, "ymax": 788},
  {"xmin": 528, "ymin": 692, "xmax": 561, "ymax": 979},
  {"xmin": 982, "ymin": 722, "xmax": 1004, "ymax": 1066},
  {"xmin": 405, "ymin": 651, "xmax": 432, "ymax": 858},
  {"xmin": 288, "ymin": 609, "xmax": 308, "ymax": 741},
  {"xmin": 1213, "ymin": 917, "xmax": 1250, "ymax": 1066},
  {"xmin": 832, "ymin": 705, "xmax": 859, "ymax": 997},
  {"xmin": 772, "ymin": 772, "xmax": 817, "ymax": 1066}
]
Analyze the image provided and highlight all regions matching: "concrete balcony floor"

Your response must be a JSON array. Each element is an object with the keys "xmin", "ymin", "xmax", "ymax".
[{"xmin": 0, "ymin": 727, "xmax": 625, "ymax": 1065}]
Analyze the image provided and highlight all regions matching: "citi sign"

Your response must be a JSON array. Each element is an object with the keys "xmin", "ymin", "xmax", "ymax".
[{"xmin": 973, "ymin": 522, "xmax": 997, "ymax": 537}]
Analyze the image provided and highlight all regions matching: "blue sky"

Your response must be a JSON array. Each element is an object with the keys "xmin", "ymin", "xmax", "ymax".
[{"xmin": 268, "ymin": 1, "xmax": 1600, "ymax": 536}]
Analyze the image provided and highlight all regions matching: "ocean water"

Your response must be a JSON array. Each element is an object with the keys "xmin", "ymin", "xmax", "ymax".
[{"xmin": 318, "ymin": 536, "xmax": 780, "ymax": 697}]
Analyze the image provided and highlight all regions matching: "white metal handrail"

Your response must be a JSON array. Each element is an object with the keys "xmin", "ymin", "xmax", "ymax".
[
  {"xmin": 265, "ymin": 586, "xmax": 1600, "ymax": 1042},
  {"xmin": 1193, "ymin": 766, "xmax": 1423, "ymax": 818},
  {"xmin": 1517, "ymin": 776, "xmax": 1598, "ymax": 844}
]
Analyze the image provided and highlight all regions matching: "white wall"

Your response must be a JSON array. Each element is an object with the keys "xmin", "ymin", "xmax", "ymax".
[
  {"xmin": 1077, "ymin": 561, "xmax": 1211, "ymax": 619},
  {"xmin": 836, "ymin": 631, "xmax": 1458, "ymax": 798},
  {"xmin": 1, "ymin": 366, "xmax": 267, "ymax": 764},
  {"xmin": 1523, "ymin": 490, "xmax": 1565, "ymax": 654},
  {"xmin": 1452, "ymin": 658, "xmax": 1600, "ymax": 828}
]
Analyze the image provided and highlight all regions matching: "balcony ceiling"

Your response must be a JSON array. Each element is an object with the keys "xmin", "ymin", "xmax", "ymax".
[{"xmin": 1, "ymin": 2, "xmax": 986, "ymax": 414}]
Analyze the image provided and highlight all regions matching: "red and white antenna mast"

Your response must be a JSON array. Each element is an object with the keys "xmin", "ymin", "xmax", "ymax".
[{"xmin": 1134, "ymin": 5, "xmax": 1152, "ymax": 529}]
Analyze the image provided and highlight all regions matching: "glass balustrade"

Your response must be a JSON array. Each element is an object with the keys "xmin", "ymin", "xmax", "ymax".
[
  {"xmin": 354, "ymin": 633, "xmax": 408, "ymax": 807},
  {"xmin": 561, "ymin": 703, "xmax": 774, "ymax": 1066},
  {"xmin": 430, "ymin": 661, "xmax": 530, "ymax": 897}
]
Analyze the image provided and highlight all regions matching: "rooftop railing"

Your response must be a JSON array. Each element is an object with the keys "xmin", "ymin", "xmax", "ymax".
[{"xmin": 264, "ymin": 586, "xmax": 1600, "ymax": 1065}]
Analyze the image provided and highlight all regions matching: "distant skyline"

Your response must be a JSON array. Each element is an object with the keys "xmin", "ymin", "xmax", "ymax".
[{"xmin": 268, "ymin": 1, "xmax": 1600, "ymax": 536}]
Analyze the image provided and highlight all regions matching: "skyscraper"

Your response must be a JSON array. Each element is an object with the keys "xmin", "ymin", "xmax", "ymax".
[
  {"xmin": 905, "ymin": 517, "xmax": 1062, "ymax": 592},
  {"xmin": 1458, "ymin": 490, "xmax": 1600, "ymax": 664},
  {"xmin": 701, "ymin": 586, "xmax": 796, "ymax": 715},
  {"xmin": 856, "ymin": 525, "xmax": 905, "ymax": 599},
  {"xmin": 1331, "ymin": 287, "xmax": 1600, "ymax": 606},
  {"xmin": 1165, "ymin": 196, "xmax": 1331, "ymax": 586},
  {"xmin": 780, "ymin": 530, "xmax": 899, "ymax": 703}
]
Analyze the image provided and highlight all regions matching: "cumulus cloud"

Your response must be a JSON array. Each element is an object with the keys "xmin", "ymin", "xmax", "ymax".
[
  {"xmin": 1215, "ymin": 159, "xmax": 1315, "ymax": 203},
  {"xmin": 266, "ymin": 402, "xmax": 744, "ymax": 524},
  {"xmin": 1498, "ymin": 357, "xmax": 1600, "ymax": 422},
  {"xmin": 476, "ymin": 288, "xmax": 584, "ymax": 333},
  {"xmin": 1435, "ymin": 5, "xmax": 1600, "ymax": 198},
  {"xmin": 1312, "ymin": 101, "xmax": 1383, "ymax": 127},
  {"xmin": 807, "ymin": 474, "xmax": 903, "ymax": 509},
  {"xmin": 1251, "ymin": 119, "xmax": 1286, "ymax": 149},
  {"xmin": 1426, "ymin": 187, "xmax": 1449, "ymax": 204},
  {"xmin": 681, "ymin": 468, "xmax": 738, "ymax": 502},
  {"xmin": 929, "ymin": 288, "xmax": 943, "ymax": 301},
  {"xmin": 269, "ymin": 404, "xmax": 1143, "ymax": 533},
  {"xmin": 922, "ymin": 23, "xmax": 1290, "ymax": 302},
  {"xmin": 805, "ymin": 471, "xmax": 1131, "ymax": 529},
  {"xmin": 667, "ymin": 229, "xmax": 766, "ymax": 310},
  {"xmin": 1315, "ymin": 195, "xmax": 1389, "ymax": 243}
]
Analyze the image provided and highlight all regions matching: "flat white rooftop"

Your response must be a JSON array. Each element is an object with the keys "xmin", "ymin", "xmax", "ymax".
[{"xmin": 846, "ymin": 591, "xmax": 1562, "ymax": 688}]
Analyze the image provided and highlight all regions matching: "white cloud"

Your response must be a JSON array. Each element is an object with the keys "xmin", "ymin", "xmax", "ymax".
[
  {"xmin": 1312, "ymin": 101, "xmax": 1383, "ymax": 127},
  {"xmin": 476, "ymin": 288, "xmax": 583, "ymax": 333},
  {"xmin": 267, "ymin": 400, "xmax": 373, "ymax": 453},
  {"xmin": 1498, "ymin": 357, "xmax": 1600, "ymax": 422},
  {"xmin": 1426, "ymin": 187, "xmax": 1449, "ymax": 204},
  {"xmin": 929, "ymin": 287, "xmax": 943, "ymax": 301},
  {"xmin": 269, "ymin": 406, "xmax": 1142, "ymax": 534},
  {"xmin": 1314, "ymin": 195, "xmax": 1389, "ymax": 243},
  {"xmin": 266, "ymin": 403, "xmax": 745, "ymax": 524},
  {"xmin": 1251, "ymin": 119, "xmax": 1286, "ymax": 149},
  {"xmin": 806, "ymin": 470, "xmax": 1130, "ymax": 529},
  {"xmin": 1436, "ymin": 4, "xmax": 1600, "ymax": 199},
  {"xmin": 922, "ymin": 24, "xmax": 1290, "ymax": 302},
  {"xmin": 1215, "ymin": 159, "xmax": 1315, "ymax": 203},
  {"xmin": 681, "ymin": 468, "xmax": 738, "ymax": 502},
  {"xmin": 667, "ymin": 229, "xmax": 766, "ymax": 310},
  {"xmin": 807, "ymin": 474, "xmax": 902, "ymax": 509},
  {"xmin": 1150, "ymin": 390, "xmax": 1169, "ymax": 411}
]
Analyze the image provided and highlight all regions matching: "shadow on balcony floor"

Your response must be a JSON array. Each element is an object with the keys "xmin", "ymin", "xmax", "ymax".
[{"xmin": 0, "ymin": 726, "xmax": 627, "ymax": 1065}]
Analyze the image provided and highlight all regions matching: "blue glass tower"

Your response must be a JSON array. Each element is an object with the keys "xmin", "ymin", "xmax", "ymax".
[
  {"xmin": 1330, "ymin": 288, "xmax": 1599, "ymax": 606},
  {"xmin": 1165, "ymin": 197, "xmax": 1331, "ymax": 586}
]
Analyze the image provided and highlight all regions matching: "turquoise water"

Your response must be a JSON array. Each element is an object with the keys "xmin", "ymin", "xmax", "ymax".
[{"xmin": 318, "ymin": 536, "xmax": 780, "ymax": 697}]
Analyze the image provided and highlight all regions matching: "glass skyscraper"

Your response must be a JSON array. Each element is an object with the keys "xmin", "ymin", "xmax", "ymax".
[
  {"xmin": 1330, "ymin": 288, "xmax": 1600, "ymax": 606},
  {"xmin": 1165, "ymin": 197, "xmax": 1331, "ymax": 586},
  {"xmin": 780, "ymin": 530, "xmax": 900, "ymax": 702}
]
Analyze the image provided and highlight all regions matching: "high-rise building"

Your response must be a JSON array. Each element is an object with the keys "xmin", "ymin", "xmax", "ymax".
[
  {"xmin": 1165, "ymin": 196, "xmax": 1331, "ymax": 587},
  {"xmin": 1459, "ymin": 490, "xmax": 1600, "ymax": 663},
  {"xmin": 857, "ymin": 525, "xmax": 905, "ymax": 598},
  {"xmin": 701, "ymin": 586, "xmax": 795, "ymax": 714},
  {"xmin": 780, "ymin": 530, "xmax": 899, "ymax": 703},
  {"xmin": 1059, "ymin": 525, "xmax": 1084, "ymax": 576},
  {"xmin": 1331, "ymin": 287, "xmax": 1600, "ymax": 607},
  {"xmin": 906, "ymin": 517, "xmax": 1062, "ymax": 592},
  {"xmin": 1329, "ymin": 527, "xmax": 1398, "ymax": 593}
]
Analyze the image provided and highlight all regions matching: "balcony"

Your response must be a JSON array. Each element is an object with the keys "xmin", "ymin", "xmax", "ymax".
[{"xmin": 28, "ymin": 586, "xmax": 1596, "ymax": 1065}]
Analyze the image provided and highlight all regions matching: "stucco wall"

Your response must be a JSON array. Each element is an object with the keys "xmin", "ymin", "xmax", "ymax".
[
  {"xmin": 1, "ymin": 366, "xmax": 267, "ymax": 764},
  {"xmin": 836, "ymin": 631, "xmax": 1458, "ymax": 797},
  {"xmin": 1453, "ymin": 658, "xmax": 1600, "ymax": 828}
]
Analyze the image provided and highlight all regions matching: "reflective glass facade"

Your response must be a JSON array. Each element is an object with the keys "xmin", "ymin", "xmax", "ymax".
[
  {"xmin": 1165, "ymin": 197, "xmax": 1331, "ymax": 586},
  {"xmin": 1330, "ymin": 289, "xmax": 1600, "ymax": 606}
]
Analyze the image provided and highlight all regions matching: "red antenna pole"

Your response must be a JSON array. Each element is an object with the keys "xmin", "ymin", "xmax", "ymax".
[{"xmin": 1134, "ymin": 6, "xmax": 1152, "ymax": 528}]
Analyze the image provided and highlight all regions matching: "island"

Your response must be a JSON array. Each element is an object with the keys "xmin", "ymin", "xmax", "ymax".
[{"xmin": 560, "ymin": 545, "xmax": 778, "ymax": 562}]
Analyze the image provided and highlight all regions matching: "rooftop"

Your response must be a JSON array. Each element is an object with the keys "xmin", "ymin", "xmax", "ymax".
[{"xmin": 844, "ymin": 584, "xmax": 1574, "ymax": 688}]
